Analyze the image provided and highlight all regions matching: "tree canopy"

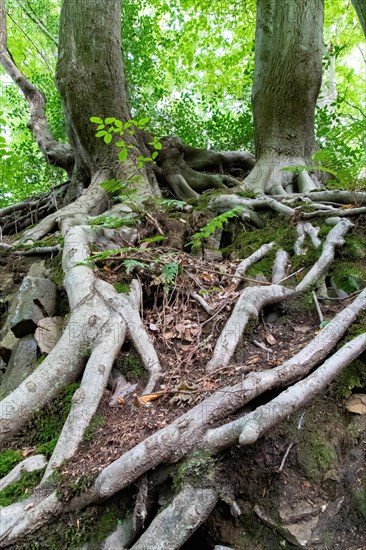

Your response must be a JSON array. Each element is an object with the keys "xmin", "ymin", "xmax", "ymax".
[{"xmin": 0, "ymin": 0, "xmax": 365, "ymax": 206}]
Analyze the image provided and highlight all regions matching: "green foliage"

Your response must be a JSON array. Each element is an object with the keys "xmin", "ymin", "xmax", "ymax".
[
  {"xmin": 90, "ymin": 116, "xmax": 161, "ymax": 168},
  {"xmin": 113, "ymin": 282, "xmax": 130, "ymax": 294},
  {"xmin": 187, "ymin": 208, "xmax": 241, "ymax": 250},
  {"xmin": 123, "ymin": 259, "xmax": 149, "ymax": 274},
  {"xmin": 331, "ymin": 262, "xmax": 366, "ymax": 293},
  {"xmin": 157, "ymin": 198, "xmax": 188, "ymax": 211},
  {"xmin": 0, "ymin": 469, "xmax": 45, "ymax": 507},
  {"xmin": 0, "ymin": 449, "xmax": 23, "ymax": 477},
  {"xmin": 159, "ymin": 261, "xmax": 179, "ymax": 290}
]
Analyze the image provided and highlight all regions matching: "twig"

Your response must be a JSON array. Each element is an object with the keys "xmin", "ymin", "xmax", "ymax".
[
  {"xmin": 312, "ymin": 290, "xmax": 323, "ymax": 323},
  {"xmin": 145, "ymin": 212, "xmax": 164, "ymax": 235},
  {"xmin": 278, "ymin": 443, "xmax": 294, "ymax": 472}
]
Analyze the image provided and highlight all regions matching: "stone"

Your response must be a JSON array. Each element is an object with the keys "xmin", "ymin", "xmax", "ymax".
[
  {"xmin": 0, "ymin": 329, "xmax": 18, "ymax": 363},
  {"xmin": 27, "ymin": 261, "xmax": 48, "ymax": 278},
  {"xmin": 10, "ymin": 276, "xmax": 57, "ymax": 337},
  {"xmin": 35, "ymin": 317, "xmax": 63, "ymax": 354},
  {"xmin": 0, "ymin": 335, "xmax": 38, "ymax": 397}
]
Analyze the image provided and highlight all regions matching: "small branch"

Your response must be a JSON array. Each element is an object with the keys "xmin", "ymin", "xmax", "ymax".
[
  {"xmin": 278, "ymin": 443, "xmax": 293, "ymax": 472},
  {"xmin": 312, "ymin": 290, "xmax": 323, "ymax": 323},
  {"xmin": 18, "ymin": 0, "xmax": 58, "ymax": 46},
  {"xmin": 0, "ymin": 1, "xmax": 73, "ymax": 173},
  {"xmin": 302, "ymin": 206, "xmax": 366, "ymax": 219},
  {"xmin": 190, "ymin": 291, "xmax": 213, "ymax": 315}
]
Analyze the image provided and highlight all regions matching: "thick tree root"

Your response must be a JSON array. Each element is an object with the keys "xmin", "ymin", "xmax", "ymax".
[
  {"xmin": 295, "ymin": 218, "xmax": 353, "ymax": 291},
  {"xmin": 131, "ymin": 484, "xmax": 218, "ymax": 550},
  {"xmin": 206, "ymin": 285, "xmax": 293, "ymax": 372},
  {"xmin": 238, "ymin": 333, "xmax": 366, "ymax": 445},
  {"xmin": 0, "ymin": 289, "xmax": 364, "ymax": 545}
]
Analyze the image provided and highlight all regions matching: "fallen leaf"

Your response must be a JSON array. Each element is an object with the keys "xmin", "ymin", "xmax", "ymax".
[
  {"xmin": 117, "ymin": 397, "xmax": 125, "ymax": 407},
  {"xmin": 22, "ymin": 447, "xmax": 35, "ymax": 457},
  {"xmin": 265, "ymin": 333, "xmax": 277, "ymax": 345},
  {"xmin": 24, "ymin": 503, "xmax": 34, "ymax": 511}
]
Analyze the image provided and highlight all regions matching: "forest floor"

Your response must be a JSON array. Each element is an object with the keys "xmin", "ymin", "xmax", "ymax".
[{"xmin": 0, "ymin": 210, "xmax": 365, "ymax": 549}]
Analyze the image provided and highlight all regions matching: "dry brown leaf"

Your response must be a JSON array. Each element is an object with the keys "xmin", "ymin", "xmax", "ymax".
[
  {"xmin": 265, "ymin": 333, "xmax": 277, "ymax": 345},
  {"xmin": 134, "ymin": 392, "xmax": 164, "ymax": 407},
  {"xmin": 22, "ymin": 447, "xmax": 35, "ymax": 457},
  {"xmin": 345, "ymin": 394, "xmax": 366, "ymax": 415},
  {"xmin": 117, "ymin": 397, "xmax": 126, "ymax": 407},
  {"xmin": 163, "ymin": 331, "xmax": 175, "ymax": 340}
]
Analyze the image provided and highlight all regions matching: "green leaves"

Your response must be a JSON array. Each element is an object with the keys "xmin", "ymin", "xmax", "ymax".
[{"xmin": 187, "ymin": 208, "xmax": 241, "ymax": 250}]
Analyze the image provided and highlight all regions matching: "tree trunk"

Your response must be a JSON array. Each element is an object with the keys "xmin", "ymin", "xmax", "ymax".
[
  {"xmin": 351, "ymin": 0, "xmax": 366, "ymax": 38},
  {"xmin": 56, "ymin": 0, "xmax": 155, "ymax": 200},
  {"xmin": 243, "ymin": 0, "xmax": 324, "ymax": 194}
]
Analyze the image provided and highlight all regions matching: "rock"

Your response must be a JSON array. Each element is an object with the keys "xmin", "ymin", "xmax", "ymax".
[
  {"xmin": 0, "ymin": 335, "xmax": 38, "ymax": 397},
  {"xmin": 27, "ymin": 261, "xmax": 48, "ymax": 278},
  {"xmin": 214, "ymin": 546, "xmax": 235, "ymax": 550},
  {"xmin": 10, "ymin": 276, "xmax": 57, "ymax": 337},
  {"xmin": 35, "ymin": 317, "xmax": 63, "ymax": 354},
  {"xmin": 255, "ymin": 496, "xmax": 328, "ymax": 548},
  {"xmin": 0, "ymin": 455, "xmax": 47, "ymax": 491},
  {"xmin": 0, "ymin": 329, "xmax": 18, "ymax": 362},
  {"xmin": 345, "ymin": 394, "xmax": 366, "ymax": 415},
  {"xmin": 0, "ymin": 274, "xmax": 14, "ymax": 296}
]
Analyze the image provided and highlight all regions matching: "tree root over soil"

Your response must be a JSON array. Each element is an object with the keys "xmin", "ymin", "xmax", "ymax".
[{"xmin": 0, "ymin": 186, "xmax": 365, "ymax": 547}]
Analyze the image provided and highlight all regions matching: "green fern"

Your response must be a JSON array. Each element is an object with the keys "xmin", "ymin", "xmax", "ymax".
[
  {"xmin": 187, "ymin": 208, "xmax": 241, "ymax": 250},
  {"xmin": 158, "ymin": 199, "xmax": 187, "ymax": 210},
  {"xmin": 159, "ymin": 262, "xmax": 179, "ymax": 291},
  {"xmin": 123, "ymin": 259, "xmax": 149, "ymax": 274}
]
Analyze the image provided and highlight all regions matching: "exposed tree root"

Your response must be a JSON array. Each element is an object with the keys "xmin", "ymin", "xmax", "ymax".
[
  {"xmin": 0, "ymin": 287, "xmax": 364, "ymax": 545},
  {"xmin": 206, "ymin": 285, "xmax": 293, "ymax": 372},
  {"xmin": 131, "ymin": 484, "xmax": 218, "ymax": 550},
  {"xmin": 295, "ymin": 218, "xmax": 353, "ymax": 291},
  {"xmin": 238, "ymin": 333, "xmax": 366, "ymax": 445},
  {"xmin": 232, "ymin": 242, "xmax": 275, "ymax": 286}
]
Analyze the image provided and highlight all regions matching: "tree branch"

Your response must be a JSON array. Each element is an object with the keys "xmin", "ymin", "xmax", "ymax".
[{"xmin": 0, "ymin": 0, "xmax": 74, "ymax": 174}]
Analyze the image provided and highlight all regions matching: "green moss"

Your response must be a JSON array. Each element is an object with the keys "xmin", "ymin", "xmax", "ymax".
[
  {"xmin": 20, "ymin": 383, "xmax": 80, "ymax": 459},
  {"xmin": 343, "ymin": 235, "xmax": 366, "ymax": 260},
  {"xmin": 57, "ymin": 472, "xmax": 95, "ymax": 502},
  {"xmin": 247, "ymin": 250, "xmax": 276, "ymax": 278},
  {"xmin": 15, "ymin": 235, "xmax": 63, "ymax": 251},
  {"xmin": 297, "ymin": 432, "xmax": 337, "ymax": 480},
  {"xmin": 282, "ymin": 291, "xmax": 315, "ymax": 315},
  {"xmin": 352, "ymin": 482, "xmax": 366, "ymax": 519},
  {"xmin": 331, "ymin": 360, "xmax": 366, "ymax": 400},
  {"xmin": 113, "ymin": 282, "xmax": 130, "ymax": 294},
  {"xmin": 0, "ymin": 449, "xmax": 23, "ymax": 477},
  {"xmin": 227, "ymin": 215, "xmax": 297, "ymax": 259},
  {"xmin": 45, "ymin": 254, "xmax": 64, "ymax": 288},
  {"xmin": 0, "ymin": 468, "xmax": 45, "ymax": 506},
  {"xmin": 115, "ymin": 350, "xmax": 146, "ymax": 381},
  {"xmin": 19, "ymin": 506, "xmax": 120, "ymax": 549},
  {"xmin": 331, "ymin": 261, "xmax": 366, "ymax": 293},
  {"xmin": 291, "ymin": 246, "xmax": 322, "ymax": 271},
  {"xmin": 173, "ymin": 450, "xmax": 215, "ymax": 490}
]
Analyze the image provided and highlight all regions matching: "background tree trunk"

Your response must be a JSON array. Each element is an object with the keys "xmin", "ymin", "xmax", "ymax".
[
  {"xmin": 351, "ymin": 0, "xmax": 366, "ymax": 38},
  {"xmin": 243, "ymin": 0, "xmax": 324, "ymax": 194},
  {"xmin": 56, "ymin": 0, "xmax": 154, "ymax": 198}
]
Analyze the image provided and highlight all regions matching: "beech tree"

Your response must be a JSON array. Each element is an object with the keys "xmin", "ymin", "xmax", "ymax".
[{"xmin": 0, "ymin": 0, "xmax": 365, "ymax": 547}]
